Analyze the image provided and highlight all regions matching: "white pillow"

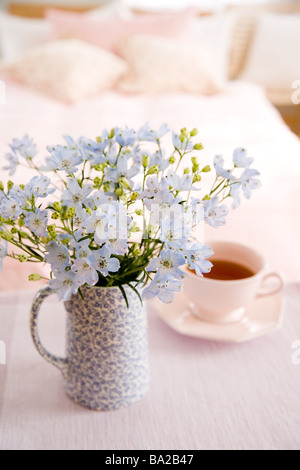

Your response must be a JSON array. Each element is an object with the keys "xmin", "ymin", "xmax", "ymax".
[
  {"xmin": 191, "ymin": 13, "xmax": 236, "ymax": 81},
  {"xmin": 0, "ymin": 11, "xmax": 51, "ymax": 63},
  {"xmin": 240, "ymin": 12, "xmax": 300, "ymax": 91},
  {"xmin": 86, "ymin": 0, "xmax": 133, "ymax": 19},
  {"xmin": 118, "ymin": 34, "xmax": 225, "ymax": 94},
  {"xmin": 9, "ymin": 39, "xmax": 128, "ymax": 103}
]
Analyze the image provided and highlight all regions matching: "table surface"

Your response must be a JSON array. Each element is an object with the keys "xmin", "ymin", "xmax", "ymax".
[{"xmin": 0, "ymin": 284, "xmax": 300, "ymax": 451}]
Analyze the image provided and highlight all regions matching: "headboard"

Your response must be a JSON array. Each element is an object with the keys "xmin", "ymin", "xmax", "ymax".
[{"xmin": 7, "ymin": 2, "xmax": 101, "ymax": 18}]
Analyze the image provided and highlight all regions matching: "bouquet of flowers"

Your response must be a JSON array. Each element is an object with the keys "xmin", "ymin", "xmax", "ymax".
[{"xmin": 0, "ymin": 124, "xmax": 260, "ymax": 304}]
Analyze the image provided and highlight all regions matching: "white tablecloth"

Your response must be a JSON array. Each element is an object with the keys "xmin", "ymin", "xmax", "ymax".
[{"xmin": 0, "ymin": 285, "xmax": 300, "ymax": 450}]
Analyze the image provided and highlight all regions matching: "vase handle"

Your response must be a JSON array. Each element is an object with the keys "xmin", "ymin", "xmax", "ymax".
[{"xmin": 30, "ymin": 285, "xmax": 69, "ymax": 379}]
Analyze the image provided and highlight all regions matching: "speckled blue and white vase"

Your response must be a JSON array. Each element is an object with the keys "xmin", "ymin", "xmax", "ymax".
[{"xmin": 30, "ymin": 285, "xmax": 150, "ymax": 411}]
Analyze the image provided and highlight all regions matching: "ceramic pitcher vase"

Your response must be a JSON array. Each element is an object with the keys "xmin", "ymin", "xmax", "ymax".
[{"xmin": 30, "ymin": 285, "xmax": 150, "ymax": 411}]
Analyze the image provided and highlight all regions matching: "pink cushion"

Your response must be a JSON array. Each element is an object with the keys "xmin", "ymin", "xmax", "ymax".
[{"xmin": 45, "ymin": 8, "xmax": 196, "ymax": 54}]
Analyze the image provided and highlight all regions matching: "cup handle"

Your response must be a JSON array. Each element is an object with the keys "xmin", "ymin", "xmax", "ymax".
[
  {"xmin": 256, "ymin": 272, "xmax": 284, "ymax": 298},
  {"xmin": 30, "ymin": 285, "xmax": 69, "ymax": 379}
]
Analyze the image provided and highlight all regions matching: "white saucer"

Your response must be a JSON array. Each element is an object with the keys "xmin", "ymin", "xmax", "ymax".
[{"xmin": 149, "ymin": 291, "xmax": 285, "ymax": 343}]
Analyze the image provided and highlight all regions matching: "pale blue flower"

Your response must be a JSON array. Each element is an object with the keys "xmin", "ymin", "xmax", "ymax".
[
  {"xmin": 229, "ymin": 182, "xmax": 242, "ymax": 209},
  {"xmin": 139, "ymin": 176, "xmax": 168, "ymax": 200},
  {"xmin": 138, "ymin": 123, "xmax": 169, "ymax": 142},
  {"xmin": 149, "ymin": 150, "xmax": 169, "ymax": 171},
  {"xmin": 71, "ymin": 207, "xmax": 90, "ymax": 228},
  {"xmin": 106, "ymin": 238, "xmax": 128, "ymax": 255},
  {"xmin": 143, "ymin": 187, "xmax": 179, "ymax": 215},
  {"xmin": 44, "ymin": 241, "xmax": 71, "ymax": 271},
  {"xmin": 49, "ymin": 270, "xmax": 79, "ymax": 301},
  {"xmin": 0, "ymin": 198, "xmax": 23, "ymax": 219},
  {"xmin": 172, "ymin": 132, "xmax": 194, "ymax": 152},
  {"xmin": 63, "ymin": 135, "xmax": 106, "ymax": 165},
  {"xmin": 90, "ymin": 190, "xmax": 117, "ymax": 209},
  {"xmin": 146, "ymin": 249, "xmax": 186, "ymax": 281},
  {"xmin": 143, "ymin": 276, "xmax": 183, "ymax": 304},
  {"xmin": 24, "ymin": 209, "xmax": 48, "ymax": 237},
  {"xmin": 71, "ymin": 239, "xmax": 92, "ymax": 259},
  {"xmin": 185, "ymin": 243, "xmax": 214, "ymax": 276},
  {"xmin": 187, "ymin": 198, "xmax": 204, "ymax": 226},
  {"xmin": 165, "ymin": 169, "xmax": 193, "ymax": 191},
  {"xmin": 204, "ymin": 197, "xmax": 228, "ymax": 228},
  {"xmin": 240, "ymin": 168, "xmax": 261, "ymax": 199},
  {"xmin": 25, "ymin": 176, "xmax": 55, "ymax": 199},
  {"xmin": 115, "ymin": 127, "xmax": 136, "ymax": 147},
  {"xmin": 43, "ymin": 146, "xmax": 82, "ymax": 174},
  {"xmin": 104, "ymin": 154, "xmax": 139, "ymax": 187},
  {"xmin": 213, "ymin": 155, "xmax": 235, "ymax": 181},
  {"xmin": 61, "ymin": 178, "xmax": 93, "ymax": 208},
  {"xmin": 88, "ymin": 246, "xmax": 120, "ymax": 277},
  {"xmin": 71, "ymin": 258, "xmax": 98, "ymax": 286},
  {"xmin": 10, "ymin": 135, "xmax": 37, "ymax": 160},
  {"xmin": 0, "ymin": 241, "xmax": 7, "ymax": 271},
  {"xmin": 233, "ymin": 148, "xmax": 254, "ymax": 168},
  {"xmin": 85, "ymin": 210, "xmax": 110, "ymax": 244},
  {"xmin": 3, "ymin": 153, "xmax": 18, "ymax": 176},
  {"xmin": 160, "ymin": 218, "xmax": 191, "ymax": 250}
]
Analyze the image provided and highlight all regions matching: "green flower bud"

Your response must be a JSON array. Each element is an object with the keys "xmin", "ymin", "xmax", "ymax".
[
  {"xmin": 190, "ymin": 128, "xmax": 198, "ymax": 137},
  {"xmin": 18, "ymin": 255, "xmax": 27, "ymax": 263},
  {"xmin": 131, "ymin": 191, "xmax": 139, "ymax": 201},
  {"xmin": 18, "ymin": 219, "xmax": 24, "ymax": 227},
  {"xmin": 202, "ymin": 195, "xmax": 211, "ymax": 201},
  {"xmin": 11, "ymin": 227, "xmax": 18, "ymax": 234},
  {"xmin": 181, "ymin": 127, "xmax": 189, "ymax": 138},
  {"xmin": 169, "ymin": 156, "xmax": 176, "ymax": 164},
  {"xmin": 184, "ymin": 168, "xmax": 191, "ymax": 174},
  {"xmin": 1, "ymin": 231, "xmax": 13, "ymax": 241},
  {"xmin": 7, "ymin": 181, "xmax": 14, "ymax": 190},
  {"xmin": 191, "ymin": 157, "xmax": 198, "ymax": 166},
  {"xmin": 61, "ymin": 238, "xmax": 70, "ymax": 246},
  {"xmin": 86, "ymin": 207, "xmax": 92, "ymax": 216},
  {"xmin": 19, "ymin": 184, "xmax": 25, "ymax": 191},
  {"xmin": 193, "ymin": 174, "xmax": 202, "ymax": 183},
  {"xmin": 135, "ymin": 209, "xmax": 144, "ymax": 216},
  {"xmin": 20, "ymin": 231, "xmax": 29, "ymax": 239},
  {"xmin": 192, "ymin": 164, "xmax": 200, "ymax": 173},
  {"xmin": 96, "ymin": 136, "xmax": 102, "ymax": 143},
  {"xmin": 109, "ymin": 128, "xmax": 115, "ymax": 139},
  {"xmin": 66, "ymin": 207, "xmax": 76, "ymax": 219},
  {"xmin": 103, "ymin": 182, "xmax": 111, "ymax": 193},
  {"xmin": 28, "ymin": 273, "xmax": 42, "ymax": 282},
  {"xmin": 133, "ymin": 248, "xmax": 142, "ymax": 256},
  {"xmin": 52, "ymin": 202, "xmax": 61, "ymax": 212},
  {"xmin": 47, "ymin": 224, "xmax": 57, "ymax": 238},
  {"xmin": 0, "ymin": 181, "xmax": 4, "ymax": 191},
  {"xmin": 94, "ymin": 164, "xmax": 102, "ymax": 172},
  {"xmin": 115, "ymin": 187, "xmax": 123, "ymax": 197},
  {"xmin": 142, "ymin": 155, "xmax": 150, "ymax": 168},
  {"xmin": 51, "ymin": 212, "xmax": 60, "ymax": 220},
  {"xmin": 194, "ymin": 143, "xmax": 204, "ymax": 151},
  {"xmin": 118, "ymin": 177, "xmax": 131, "ymax": 190},
  {"xmin": 147, "ymin": 165, "xmax": 159, "ymax": 175},
  {"xmin": 94, "ymin": 177, "xmax": 101, "ymax": 186},
  {"xmin": 202, "ymin": 165, "xmax": 211, "ymax": 173}
]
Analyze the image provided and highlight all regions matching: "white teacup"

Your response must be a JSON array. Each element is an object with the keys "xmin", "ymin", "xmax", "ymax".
[{"xmin": 184, "ymin": 241, "xmax": 284, "ymax": 324}]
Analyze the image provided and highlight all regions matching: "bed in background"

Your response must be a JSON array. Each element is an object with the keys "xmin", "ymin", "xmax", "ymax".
[{"xmin": 0, "ymin": 1, "xmax": 300, "ymax": 291}]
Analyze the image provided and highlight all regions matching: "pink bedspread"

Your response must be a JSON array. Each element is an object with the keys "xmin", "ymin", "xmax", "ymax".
[{"xmin": 0, "ymin": 79, "xmax": 299, "ymax": 288}]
